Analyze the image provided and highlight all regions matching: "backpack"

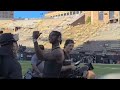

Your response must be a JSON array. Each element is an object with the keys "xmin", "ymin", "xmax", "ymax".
[
  {"xmin": 24, "ymin": 61, "xmax": 42, "ymax": 79},
  {"xmin": 24, "ymin": 68, "xmax": 33, "ymax": 79}
]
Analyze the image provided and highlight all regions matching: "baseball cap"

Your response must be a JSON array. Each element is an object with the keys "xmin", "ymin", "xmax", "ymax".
[{"xmin": 0, "ymin": 33, "xmax": 19, "ymax": 46}]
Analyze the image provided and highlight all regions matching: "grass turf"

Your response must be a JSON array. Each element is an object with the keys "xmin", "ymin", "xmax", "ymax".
[{"xmin": 19, "ymin": 61, "xmax": 120, "ymax": 77}]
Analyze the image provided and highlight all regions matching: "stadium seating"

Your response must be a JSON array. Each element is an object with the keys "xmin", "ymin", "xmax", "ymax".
[{"xmin": 0, "ymin": 14, "xmax": 107, "ymax": 50}]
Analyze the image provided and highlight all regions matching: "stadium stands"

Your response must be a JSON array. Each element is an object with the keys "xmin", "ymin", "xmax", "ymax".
[{"xmin": 1, "ymin": 11, "xmax": 120, "ymax": 54}]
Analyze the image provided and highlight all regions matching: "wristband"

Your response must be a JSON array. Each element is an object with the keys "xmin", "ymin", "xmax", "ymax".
[{"xmin": 33, "ymin": 39, "xmax": 37, "ymax": 43}]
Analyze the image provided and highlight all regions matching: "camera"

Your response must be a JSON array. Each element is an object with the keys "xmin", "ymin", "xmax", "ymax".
[{"xmin": 84, "ymin": 63, "xmax": 94, "ymax": 70}]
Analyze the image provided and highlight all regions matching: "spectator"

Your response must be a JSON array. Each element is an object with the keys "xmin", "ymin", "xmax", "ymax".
[
  {"xmin": 0, "ymin": 33, "xmax": 22, "ymax": 79},
  {"xmin": 31, "ymin": 45, "xmax": 45, "ymax": 78}
]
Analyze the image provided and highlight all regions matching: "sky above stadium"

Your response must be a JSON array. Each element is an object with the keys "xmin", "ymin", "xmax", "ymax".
[{"xmin": 14, "ymin": 11, "xmax": 47, "ymax": 18}]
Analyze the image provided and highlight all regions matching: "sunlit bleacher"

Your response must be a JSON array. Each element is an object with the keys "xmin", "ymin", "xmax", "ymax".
[{"xmin": 0, "ymin": 13, "xmax": 107, "ymax": 49}]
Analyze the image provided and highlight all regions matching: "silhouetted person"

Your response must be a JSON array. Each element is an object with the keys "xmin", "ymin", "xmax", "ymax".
[{"xmin": 0, "ymin": 33, "xmax": 22, "ymax": 79}]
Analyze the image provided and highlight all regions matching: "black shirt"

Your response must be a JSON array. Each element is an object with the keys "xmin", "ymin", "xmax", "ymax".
[
  {"xmin": 60, "ymin": 50, "xmax": 72, "ymax": 78},
  {"xmin": 0, "ymin": 47, "xmax": 22, "ymax": 79}
]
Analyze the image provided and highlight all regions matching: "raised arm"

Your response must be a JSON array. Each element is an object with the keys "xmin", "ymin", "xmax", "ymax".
[
  {"xmin": 33, "ymin": 31, "xmax": 64, "ymax": 62},
  {"xmin": 33, "ymin": 31, "xmax": 44, "ymax": 60}
]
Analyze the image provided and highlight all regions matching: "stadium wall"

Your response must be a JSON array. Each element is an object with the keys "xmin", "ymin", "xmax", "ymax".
[
  {"xmin": 0, "ymin": 11, "xmax": 14, "ymax": 19},
  {"xmin": 91, "ymin": 11, "xmax": 120, "ymax": 24}
]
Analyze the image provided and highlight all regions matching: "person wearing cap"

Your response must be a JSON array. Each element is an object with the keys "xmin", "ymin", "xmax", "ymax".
[{"xmin": 0, "ymin": 33, "xmax": 22, "ymax": 79}]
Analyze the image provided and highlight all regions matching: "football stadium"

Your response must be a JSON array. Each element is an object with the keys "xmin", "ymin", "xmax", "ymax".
[{"xmin": 1, "ymin": 11, "xmax": 120, "ymax": 79}]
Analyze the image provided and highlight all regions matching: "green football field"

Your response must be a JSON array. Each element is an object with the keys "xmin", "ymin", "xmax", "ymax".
[{"xmin": 19, "ymin": 61, "xmax": 120, "ymax": 77}]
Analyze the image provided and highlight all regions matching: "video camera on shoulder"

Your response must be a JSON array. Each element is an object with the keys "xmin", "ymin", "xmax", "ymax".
[{"xmin": 74, "ymin": 60, "xmax": 94, "ymax": 70}]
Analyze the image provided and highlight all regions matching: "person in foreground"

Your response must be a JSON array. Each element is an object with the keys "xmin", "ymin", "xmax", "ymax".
[
  {"xmin": 0, "ymin": 33, "xmax": 22, "ymax": 79},
  {"xmin": 33, "ymin": 31, "xmax": 64, "ymax": 78},
  {"xmin": 60, "ymin": 39, "xmax": 96, "ymax": 79}
]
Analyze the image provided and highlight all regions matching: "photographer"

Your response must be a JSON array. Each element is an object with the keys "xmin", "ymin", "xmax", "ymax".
[
  {"xmin": 60, "ymin": 39, "xmax": 95, "ymax": 78},
  {"xmin": 60, "ymin": 39, "xmax": 76, "ymax": 78}
]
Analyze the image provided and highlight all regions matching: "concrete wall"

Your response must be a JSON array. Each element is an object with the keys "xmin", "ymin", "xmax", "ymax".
[
  {"xmin": 91, "ymin": 11, "xmax": 120, "ymax": 24},
  {"xmin": 0, "ymin": 11, "xmax": 14, "ymax": 18},
  {"xmin": 70, "ymin": 15, "xmax": 85, "ymax": 26},
  {"xmin": 91, "ymin": 11, "xmax": 99, "ymax": 24},
  {"xmin": 85, "ymin": 11, "xmax": 91, "ymax": 22},
  {"xmin": 103, "ymin": 11, "xmax": 109, "ymax": 23}
]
